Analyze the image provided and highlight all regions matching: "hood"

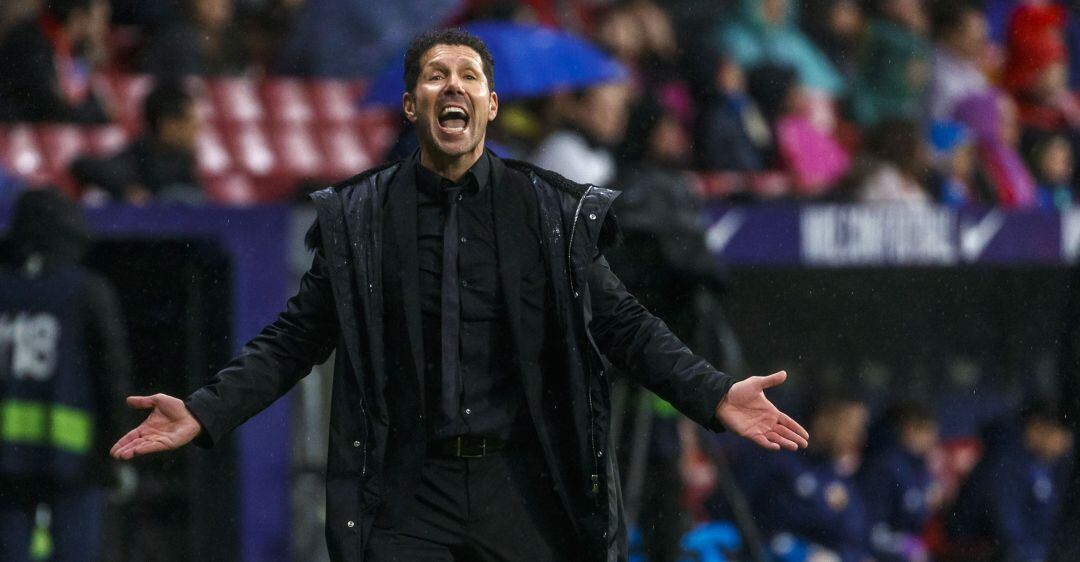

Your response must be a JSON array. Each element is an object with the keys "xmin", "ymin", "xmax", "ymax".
[{"xmin": 7, "ymin": 188, "xmax": 91, "ymax": 265}]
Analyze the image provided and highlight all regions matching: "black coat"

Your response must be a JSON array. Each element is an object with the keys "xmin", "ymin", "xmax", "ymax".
[{"xmin": 185, "ymin": 152, "xmax": 735, "ymax": 561}]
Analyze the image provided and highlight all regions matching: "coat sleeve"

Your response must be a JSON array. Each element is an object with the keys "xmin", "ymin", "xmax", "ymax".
[
  {"xmin": 587, "ymin": 254, "xmax": 734, "ymax": 431},
  {"xmin": 185, "ymin": 248, "xmax": 339, "ymax": 446}
]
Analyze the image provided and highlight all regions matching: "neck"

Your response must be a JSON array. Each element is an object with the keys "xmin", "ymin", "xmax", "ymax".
[{"xmin": 419, "ymin": 143, "xmax": 485, "ymax": 181}]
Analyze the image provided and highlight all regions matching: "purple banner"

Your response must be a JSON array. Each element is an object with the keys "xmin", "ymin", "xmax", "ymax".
[{"xmin": 702, "ymin": 204, "xmax": 1073, "ymax": 267}]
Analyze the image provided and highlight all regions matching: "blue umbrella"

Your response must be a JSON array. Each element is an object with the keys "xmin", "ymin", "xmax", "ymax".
[{"xmin": 361, "ymin": 21, "xmax": 628, "ymax": 106}]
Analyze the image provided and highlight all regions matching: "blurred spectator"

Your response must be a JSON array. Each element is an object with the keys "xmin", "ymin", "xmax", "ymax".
[
  {"xmin": 693, "ymin": 56, "xmax": 769, "ymax": 171},
  {"xmin": 139, "ymin": 0, "xmax": 249, "ymax": 78},
  {"xmin": 947, "ymin": 403, "xmax": 1074, "ymax": 562},
  {"xmin": 276, "ymin": 0, "xmax": 461, "ymax": 78},
  {"xmin": 747, "ymin": 65, "xmax": 850, "ymax": 197},
  {"xmin": 529, "ymin": 82, "xmax": 631, "ymax": 186},
  {"xmin": 71, "ymin": 81, "xmax": 201, "ymax": 204},
  {"xmin": 611, "ymin": 97, "xmax": 727, "ymax": 313},
  {"xmin": 802, "ymin": 0, "xmax": 864, "ymax": 82},
  {"xmin": 595, "ymin": 0, "xmax": 680, "ymax": 89},
  {"xmin": 954, "ymin": 90, "xmax": 1039, "ymax": 207},
  {"xmin": 928, "ymin": 2, "xmax": 992, "ymax": 120},
  {"xmin": 714, "ymin": 0, "xmax": 845, "ymax": 96},
  {"xmin": 926, "ymin": 120, "xmax": 994, "ymax": 207},
  {"xmin": 858, "ymin": 402, "xmax": 942, "ymax": 562},
  {"xmin": 1026, "ymin": 133, "xmax": 1076, "ymax": 209},
  {"xmin": 0, "ymin": 0, "xmax": 110, "ymax": 123},
  {"xmin": 851, "ymin": 0, "xmax": 931, "ymax": 126},
  {"xmin": 755, "ymin": 398, "xmax": 871, "ymax": 562},
  {"xmin": 1003, "ymin": 3, "xmax": 1080, "ymax": 133},
  {"xmin": 848, "ymin": 119, "xmax": 932, "ymax": 203},
  {"xmin": 0, "ymin": 188, "xmax": 131, "ymax": 562}
]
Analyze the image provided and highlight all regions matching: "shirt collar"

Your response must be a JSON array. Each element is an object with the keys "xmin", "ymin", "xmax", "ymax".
[{"xmin": 414, "ymin": 150, "xmax": 491, "ymax": 199}]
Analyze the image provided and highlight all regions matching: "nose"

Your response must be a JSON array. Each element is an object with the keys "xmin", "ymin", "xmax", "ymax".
[{"xmin": 442, "ymin": 72, "xmax": 466, "ymax": 95}]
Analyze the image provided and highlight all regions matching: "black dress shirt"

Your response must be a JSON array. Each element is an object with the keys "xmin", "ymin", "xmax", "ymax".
[{"xmin": 415, "ymin": 153, "xmax": 539, "ymax": 440}]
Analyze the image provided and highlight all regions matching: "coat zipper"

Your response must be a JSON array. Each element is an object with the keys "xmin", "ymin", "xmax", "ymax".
[{"xmin": 567, "ymin": 185, "xmax": 601, "ymax": 496}]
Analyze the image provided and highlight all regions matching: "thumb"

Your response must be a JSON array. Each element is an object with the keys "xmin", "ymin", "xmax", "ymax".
[
  {"xmin": 758, "ymin": 371, "xmax": 788, "ymax": 390},
  {"xmin": 125, "ymin": 395, "xmax": 158, "ymax": 410}
]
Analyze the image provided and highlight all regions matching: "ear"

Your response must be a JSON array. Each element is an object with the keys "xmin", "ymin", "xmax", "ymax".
[
  {"xmin": 402, "ymin": 92, "xmax": 417, "ymax": 123},
  {"xmin": 488, "ymin": 91, "xmax": 499, "ymax": 122}
]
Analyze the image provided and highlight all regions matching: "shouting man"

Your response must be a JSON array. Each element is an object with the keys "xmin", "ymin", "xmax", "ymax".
[{"xmin": 111, "ymin": 28, "xmax": 809, "ymax": 561}]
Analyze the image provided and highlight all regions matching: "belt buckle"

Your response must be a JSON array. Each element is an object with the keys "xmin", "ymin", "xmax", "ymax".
[{"xmin": 457, "ymin": 436, "xmax": 486, "ymax": 458}]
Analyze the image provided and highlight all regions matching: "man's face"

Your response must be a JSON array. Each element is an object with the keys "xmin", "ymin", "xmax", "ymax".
[{"xmin": 403, "ymin": 44, "xmax": 498, "ymax": 162}]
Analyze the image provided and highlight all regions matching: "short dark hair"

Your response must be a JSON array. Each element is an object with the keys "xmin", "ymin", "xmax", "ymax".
[
  {"xmin": 144, "ymin": 81, "xmax": 193, "ymax": 135},
  {"xmin": 403, "ymin": 28, "xmax": 495, "ymax": 94}
]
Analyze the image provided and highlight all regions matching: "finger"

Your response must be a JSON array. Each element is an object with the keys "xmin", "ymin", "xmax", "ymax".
[
  {"xmin": 126, "ymin": 395, "xmax": 158, "ymax": 410},
  {"xmin": 115, "ymin": 437, "xmax": 169, "ymax": 460},
  {"xmin": 750, "ymin": 434, "xmax": 781, "ymax": 451},
  {"xmin": 765, "ymin": 431, "xmax": 800, "ymax": 451},
  {"xmin": 773, "ymin": 424, "xmax": 809, "ymax": 449},
  {"xmin": 758, "ymin": 371, "xmax": 788, "ymax": 390},
  {"xmin": 110, "ymin": 426, "xmax": 143, "ymax": 457},
  {"xmin": 779, "ymin": 412, "xmax": 810, "ymax": 441}
]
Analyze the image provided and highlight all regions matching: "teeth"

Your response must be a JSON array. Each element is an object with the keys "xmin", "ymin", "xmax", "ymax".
[{"xmin": 440, "ymin": 107, "xmax": 467, "ymax": 118}]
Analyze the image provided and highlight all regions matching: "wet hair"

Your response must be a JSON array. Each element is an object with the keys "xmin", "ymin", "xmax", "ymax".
[
  {"xmin": 144, "ymin": 81, "xmax": 194, "ymax": 136},
  {"xmin": 403, "ymin": 28, "xmax": 495, "ymax": 94}
]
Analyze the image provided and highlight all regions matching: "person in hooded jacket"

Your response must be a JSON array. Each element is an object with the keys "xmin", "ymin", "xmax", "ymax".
[
  {"xmin": 0, "ymin": 188, "xmax": 131, "ymax": 561},
  {"xmin": 109, "ymin": 28, "xmax": 809, "ymax": 562}
]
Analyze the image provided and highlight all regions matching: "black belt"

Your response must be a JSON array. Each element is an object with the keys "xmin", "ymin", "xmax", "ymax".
[{"xmin": 431, "ymin": 435, "xmax": 507, "ymax": 458}]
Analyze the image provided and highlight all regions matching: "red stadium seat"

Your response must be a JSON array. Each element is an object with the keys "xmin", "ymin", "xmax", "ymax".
[
  {"xmin": 309, "ymin": 80, "xmax": 361, "ymax": 123},
  {"xmin": 37, "ymin": 125, "xmax": 88, "ymax": 176},
  {"xmin": 195, "ymin": 122, "xmax": 234, "ymax": 176},
  {"xmin": 356, "ymin": 109, "xmax": 400, "ymax": 164},
  {"xmin": 270, "ymin": 122, "xmax": 325, "ymax": 179},
  {"xmin": 0, "ymin": 125, "xmax": 48, "ymax": 182},
  {"xmin": 85, "ymin": 125, "xmax": 130, "ymax": 156},
  {"xmin": 229, "ymin": 122, "xmax": 276, "ymax": 177},
  {"xmin": 319, "ymin": 123, "xmax": 372, "ymax": 179},
  {"xmin": 263, "ymin": 78, "xmax": 315, "ymax": 124},
  {"xmin": 210, "ymin": 78, "xmax": 265, "ymax": 123}
]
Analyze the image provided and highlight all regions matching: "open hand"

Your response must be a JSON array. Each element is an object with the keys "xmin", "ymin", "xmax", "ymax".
[
  {"xmin": 110, "ymin": 394, "xmax": 202, "ymax": 460},
  {"xmin": 715, "ymin": 371, "xmax": 809, "ymax": 451}
]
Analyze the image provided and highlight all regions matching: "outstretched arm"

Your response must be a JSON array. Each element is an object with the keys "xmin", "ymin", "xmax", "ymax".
[
  {"xmin": 588, "ymin": 255, "xmax": 807, "ymax": 450},
  {"xmin": 110, "ymin": 246, "xmax": 339, "ymax": 458}
]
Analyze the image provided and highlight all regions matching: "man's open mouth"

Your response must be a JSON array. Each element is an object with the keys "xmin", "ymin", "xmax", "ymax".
[{"xmin": 438, "ymin": 106, "xmax": 470, "ymax": 132}]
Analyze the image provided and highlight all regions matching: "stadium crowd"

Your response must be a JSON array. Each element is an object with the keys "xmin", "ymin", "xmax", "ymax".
[
  {"xmin": 1, "ymin": 1, "xmax": 1079, "ymax": 562},
  {"xmin": 2, "ymin": 0, "xmax": 1080, "ymax": 208}
]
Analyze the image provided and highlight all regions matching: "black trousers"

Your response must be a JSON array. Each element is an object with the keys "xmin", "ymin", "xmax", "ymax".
[{"xmin": 365, "ymin": 447, "xmax": 581, "ymax": 561}]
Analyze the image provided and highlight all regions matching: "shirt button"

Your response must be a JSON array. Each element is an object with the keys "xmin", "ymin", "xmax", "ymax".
[
  {"xmin": 588, "ymin": 213, "xmax": 597, "ymax": 220},
  {"xmin": 460, "ymin": 236, "xmax": 467, "ymax": 243},
  {"xmin": 347, "ymin": 520, "xmax": 355, "ymax": 528},
  {"xmin": 457, "ymin": 194, "xmax": 463, "ymax": 202},
  {"xmin": 353, "ymin": 441, "xmax": 361, "ymax": 448},
  {"xmin": 464, "ymin": 408, "xmax": 472, "ymax": 415},
  {"xmin": 461, "ymin": 279, "xmax": 468, "ymax": 287}
]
